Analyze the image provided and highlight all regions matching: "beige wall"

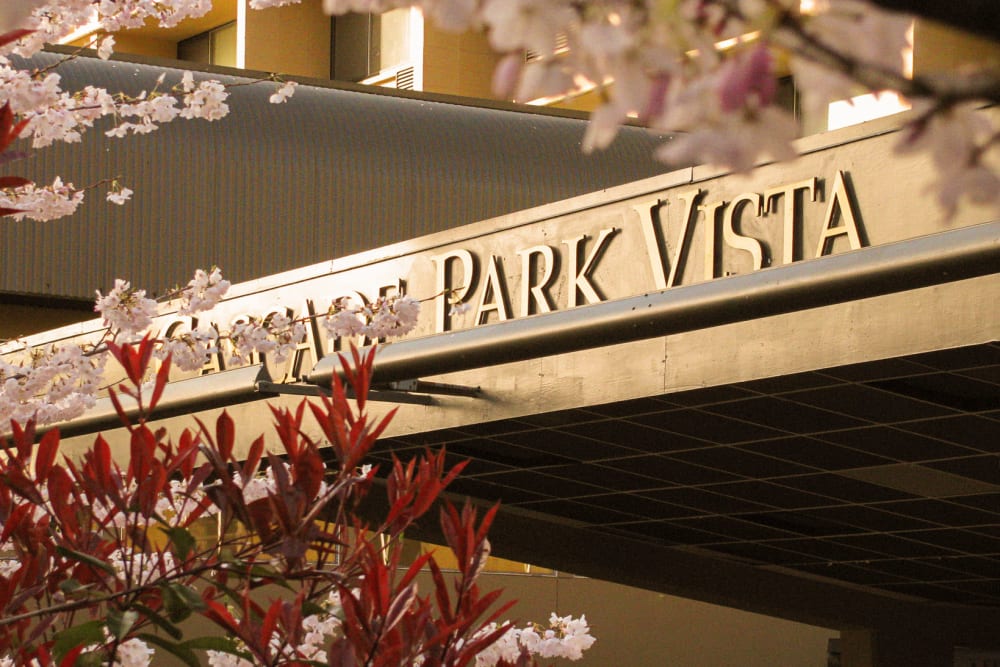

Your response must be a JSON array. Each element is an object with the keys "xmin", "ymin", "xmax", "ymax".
[
  {"xmin": 75, "ymin": 0, "xmax": 238, "ymax": 61},
  {"xmin": 418, "ymin": 571, "xmax": 836, "ymax": 666},
  {"xmin": 0, "ymin": 304, "xmax": 91, "ymax": 339},
  {"xmin": 422, "ymin": 23, "xmax": 501, "ymax": 100},
  {"xmin": 107, "ymin": 33, "xmax": 178, "ymax": 59},
  {"xmin": 243, "ymin": 0, "xmax": 331, "ymax": 79},
  {"xmin": 156, "ymin": 569, "xmax": 834, "ymax": 667},
  {"xmin": 913, "ymin": 19, "xmax": 1000, "ymax": 74}
]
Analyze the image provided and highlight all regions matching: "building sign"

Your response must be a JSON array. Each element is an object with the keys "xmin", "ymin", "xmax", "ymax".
[
  {"xmin": 7, "ymin": 165, "xmax": 875, "ymax": 388},
  {"xmin": 429, "ymin": 170, "xmax": 864, "ymax": 334}
]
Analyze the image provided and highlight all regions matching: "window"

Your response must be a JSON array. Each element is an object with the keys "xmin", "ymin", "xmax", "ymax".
[
  {"xmin": 332, "ymin": 9, "xmax": 421, "ymax": 89},
  {"xmin": 178, "ymin": 21, "xmax": 237, "ymax": 68}
]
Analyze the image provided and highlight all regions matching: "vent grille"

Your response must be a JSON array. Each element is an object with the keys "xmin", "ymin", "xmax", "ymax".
[
  {"xmin": 396, "ymin": 66, "xmax": 415, "ymax": 90},
  {"xmin": 525, "ymin": 33, "xmax": 569, "ymax": 62}
]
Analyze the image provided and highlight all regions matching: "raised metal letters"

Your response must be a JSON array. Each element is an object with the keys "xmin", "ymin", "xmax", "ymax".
[
  {"xmin": 427, "ymin": 171, "xmax": 867, "ymax": 332},
  {"xmin": 563, "ymin": 227, "xmax": 618, "ymax": 308}
]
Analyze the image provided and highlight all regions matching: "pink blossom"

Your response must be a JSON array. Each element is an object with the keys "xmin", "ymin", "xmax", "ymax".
[{"xmin": 718, "ymin": 45, "xmax": 776, "ymax": 113}]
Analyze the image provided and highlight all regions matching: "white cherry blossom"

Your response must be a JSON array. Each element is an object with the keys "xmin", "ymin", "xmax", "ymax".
[
  {"xmin": 96, "ymin": 35, "xmax": 115, "ymax": 60},
  {"xmin": 155, "ymin": 325, "xmax": 220, "ymax": 371},
  {"xmin": 323, "ymin": 300, "xmax": 368, "ymax": 339},
  {"xmin": 268, "ymin": 80, "xmax": 298, "ymax": 104},
  {"xmin": 178, "ymin": 80, "xmax": 229, "ymax": 121},
  {"xmin": 228, "ymin": 318, "xmax": 277, "ymax": 366},
  {"xmin": 95, "ymin": 278, "xmax": 159, "ymax": 337},
  {"xmin": 176, "ymin": 266, "xmax": 231, "ymax": 315},
  {"xmin": 106, "ymin": 185, "xmax": 132, "ymax": 204},
  {"xmin": 0, "ymin": 266, "xmax": 424, "ymax": 427},
  {"xmin": 474, "ymin": 614, "xmax": 596, "ymax": 666},
  {"xmin": 0, "ymin": 339, "xmax": 105, "ymax": 424},
  {"xmin": 0, "ymin": 176, "xmax": 84, "ymax": 221},
  {"xmin": 267, "ymin": 312, "xmax": 308, "ymax": 363}
]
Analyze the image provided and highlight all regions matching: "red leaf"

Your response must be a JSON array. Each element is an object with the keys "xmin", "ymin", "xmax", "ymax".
[
  {"xmin": 428, "ymin": 558, "xmax": 454, "ymax": 625},
  {"xmin": 0, "ymin": 102, "xmax": 11, "ymax": 142},
  {"xmin": 1, "ymin": 502, "xmax": 33, "ymax": 544},
  {"xmin": 46, "ymin": 466, "xmax": 75, "ymax": 531},
  {"xmin": 148, "ymin": 352, "xmax": 171, "ymax": 412},
  {"xmin": 399, "ymin": 550, "xmax": 435, "ymax": 591},
  {"xmin": 246, "ymin": 498, "xmax": 276, "ymax": 543},
  {"xmin": 58, "ymin": 645, "xmax": 85, "ymax": 667},
  {"xmin": 476, "ymin": 503, "xmax": 500, "ymax": 546},
  {"xmin": 268, "ymin": 404, "xmax": 304, "ymax": 458},
  {"xmin": 176, "ymin": 430, "xmax": 198, "ymax": 477},
  {"xmin": 8, "ymin": 117, "xmax": 29, "ymax": 146},
  {"xmin": 0, "ymin": 30, "xmax": 33, "ymax": 50},
  {"xmin": 10, "ymin": 420, "xmax": 36, "ymax": 459},
  {"xmin": 34, "ymin": 429, "xmax": 60, "ymax": 481},
  {"xmin": 292, "ymin": 445, "xmax": 324, "ymax": 502},
  {"xmin": 260, "ymin": 599, "xmax": 282, "ymax": 648},
  {"xmin": 93, "ymin": 435, "xmax": 113, "ymax": 489},
  {"xmin": 202, "ymin": 599, "xmax": 240, "ymax": 635},
  {"xmin": 216, "ymin": 411, "xmax": 234, "ymax": 461},
  {"xmin": 136, "ymin": 336, "xmax": 157, "ymax": 380},
  {"xmin": 128, "ymin": 425, "xmax": 155, "ymax": 484},
  {"xmin": 0, "ymin": 176, "xmax": 30, "ymax": 189},
  {"xmin": 383, "ymin": 582, "xmax": 417, "ymax": 636},
  {"xmin": 106, "ymin": 341, "xmax": 140, "ymax": 387},
  {"xmin": 137, "ymin": 465, "xmax": 166, "ymax": 517},
  {"xmin": 242, "ymin": 435, "xmax": 264, "ymax": 481}
]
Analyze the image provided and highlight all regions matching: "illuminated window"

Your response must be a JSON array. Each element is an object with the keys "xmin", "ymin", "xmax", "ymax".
[
  {"xmin": 178, "ymin": 21, "xmax": 238, "ymax": 68},
  {"xmin": 332, "ymin": 9, "xmax": 423, "ymax": 90}
]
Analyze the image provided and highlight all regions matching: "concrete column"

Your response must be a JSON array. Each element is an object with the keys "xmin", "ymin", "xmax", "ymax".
[
  {"xmin": 841, "ymin": 625, "xmax": 954, "ymax": 667},
  {"xmin": 840, "ymin": 629, "xmax": 875, "ymax": 667},
  {"xmin": 873, "ymin": 626, "xmax": 953, "ymax": 667}
]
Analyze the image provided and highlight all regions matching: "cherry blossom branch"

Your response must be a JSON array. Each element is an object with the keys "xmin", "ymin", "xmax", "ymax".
[{"xmin": 763, "ymin": 2, "xmax": 999, "ymax": 105}]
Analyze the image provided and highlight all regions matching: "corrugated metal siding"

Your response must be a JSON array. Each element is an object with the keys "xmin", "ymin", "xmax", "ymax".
[{"xmin": 3, "ymin": 53, "xmax": 677, "ymax": 300}]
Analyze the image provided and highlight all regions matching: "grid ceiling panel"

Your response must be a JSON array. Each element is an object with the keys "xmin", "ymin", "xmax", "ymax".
[{"xmin": 373, "ymin": 342, "xmax": 1000, "ymax": 605}]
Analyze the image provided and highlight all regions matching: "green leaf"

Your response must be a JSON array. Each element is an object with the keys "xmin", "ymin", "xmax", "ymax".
[
  {"xmin": 171, "ymin": 582, "xmax": 207, "ymax": 611},
  {"xmin": 74, "ymin": 651, "xmax": 105, "ymax": 667},
  {"xmin": 160, "ymin": 585, "xmax": 191, "ymax": 623},
  {"xmin": 218, "ymin": 550, "xmax": 247, "ymax": 567},
  {"xmin": 55, "ymin": 546, "xmax": 116, "ymax": 576},
  {"xmin": 209, "ymin": 580, "xmax": 248, "ymax": 608},
  {"xmin": 181, "ymin": 636, "xmax": 253, "ymax": 661},
  {"xmin": 52, "ymin": 620, "xmax": 105, "ymax": 663},
  {"xmin": 300, "ymin": 600, "xmax": 326, "ymax": 618},
  {"xmin": 106, "ymin": 608, "xmax": 139, "ymax": 641},
  {"xmin": 138, "ymin": 633, "xmax": 200, "ymax": 667},
  {"xmin": 161, "ymin": 526, "xmax": 197, "ymax": 561},
  {"xmin": 248, "ymin": 562, "xmax": 283, "ymax": 580},
  {"xmin": 132, "ymin": 603, "xmax": 183, "ymax": 640},
  {"xmin": 247, "ymin": 563, "xmax": 293, "ymax": 591},
  {"xmin": 160, "ymin": 582, "xmax": 205, "ymax": 623},
  {"xmin": 58, "ymin": 578, "xmax": 91, "ymax": 595}
]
